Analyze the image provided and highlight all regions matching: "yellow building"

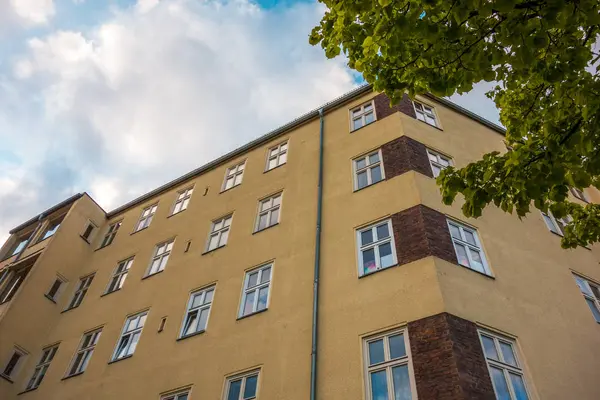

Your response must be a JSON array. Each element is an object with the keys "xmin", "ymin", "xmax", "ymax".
[{"xmin": 0, "ymin": 86, "xmax": 599, "ymax": 400}]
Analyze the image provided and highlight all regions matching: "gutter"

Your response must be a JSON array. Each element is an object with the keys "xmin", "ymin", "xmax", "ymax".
[
  {"xmin": 310, "ymin": 108, "xmax": 325, "ymax": 400},
  {"xmin": 9, "ymin": 193, "xmax": 83, "ymax": 234}
]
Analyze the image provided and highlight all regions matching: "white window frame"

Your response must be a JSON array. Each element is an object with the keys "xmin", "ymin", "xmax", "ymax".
[
  {"xmin": 106, "ymin": 257, "xmax": 134, "ymax": 293},
  {"xmin": 171, "ymin": 187, "xmax": 194, "ymax": 215},
  {"xmin": 265, "ymin": 141, "xmax": 288, "ymax": 171},
  {"xmin": 541, "ymin": 211, "xmax": 571, "ymax": 236},
  {"xmin": 223, "ymin": 369, "xmax": 260, "ymax": 400},
  {"xmin": 162, "ymin": 389, "xmax": 191, "ymax": 400},
  {"xmin": 570, "ymin": 187, "xmax": 589, "ymax": 202},
  {"xmin": 145, "ymin": 239, "xmax": 174, "ymax": 277},
  {"xmin": 222, "ymin": 161, "xmax": 246, "ymax": 191},
  {"xmin": 65, "ymin": 329, "xmax": 102, "ymax": 377},
  {"xmin": 447, "ymin": 220, "xmax": 491, "ymax": 276},
  {"xmin": 66, "ymin": 274, "xmax": 95, "ymax": 310},
  {"xmin": 99, "ymin": 221, "xmax": 122, "ymax": 249},
  {"xmin": 350, "ymin": 100, "xmax": 376, "ymax": 131},
  {"xmin": 255, "ymin": 193, "xmax": 282, "ymax": 232},
  {"xmin": 10, "ymin": 237, "xmax": 29, "ymax": 256},
  {"xmin": 25, "ymin": 344, "xmax": 59, "ymax": 390},
  {"xmin": 239, "ymin": 263, "xmax": 273, "ymax": 318},
  {"xmin": 46, "ymin": 275, "xmax": 66, "ymax": 301},
  {"xmin": 38, "ymin": 219, "xmax": 62, "ymax": 242},
  {"xmin": 478, "ymin": 330, "xmax": 532, "ymax": 400},
  {"xmin": 413, "ymin": 101, "xmax": 439, "ymax": 128},
  {"xmin": 426, "ymin": 148, "xmax": 452, "ymax": 178},
  {"xmin": 134, "ymin": 204, "xmax": 158, "ymax": 232},
  {"xmin": 206, "ymin": 214, "xmax": 233, "ymax": 252},
  {"xmin": 363, "ymin": 328, "xmax": 416, "ymax": 400},
  {"xmin": 1, "ymin": 348, "xmax": 27, "ymax": 380},
  {"xmin": 573, "ymin": 274, "xmax": 600, "ymax": 323},
  {"xmin": 111, "ymin": 311, "xmax": 148, "ymax": 361},
  {"xmin": 0, "ymin": 267, "xmax": 31, "ymax": 304},
  {"xmin": 356, "ymin": 219, "xmax": 398, "ymax": 277},
  {"xmin": 179, "ymin": 285, "xmax": 215, "ymax": 338},
  {"xmin": 353, "ymin": 150, "xmax": 385, "ymax": 191},
  {"xmin": 81, "ymin": 221, "xmax": 97, "ymax": 242}
]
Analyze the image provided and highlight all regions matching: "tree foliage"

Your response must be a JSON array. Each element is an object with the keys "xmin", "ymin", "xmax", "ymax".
[{"xmin": 310, "ymin": 0, "xmax": 600, "ymax": 248}]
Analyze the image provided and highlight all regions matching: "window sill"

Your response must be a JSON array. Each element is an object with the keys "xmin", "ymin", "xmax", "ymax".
[
  {"xmin": 61, "ymin": 305, "xmax": 80, "ymax": 314},
  {"xmin": 220, "ymin": 185, "xmax": 241, "ymax": 194},
  {"xmin": 263, "ymin": 163, "xmax": 286, "ymax": 174},
  {"xmin": 236, "ymin": 308, "xmax": 268, "ymax": 321},
  {"xmin": 176, "ymin": 330, "xmax": 206, "ymax": 341},
  {"xmin": 35, "ymin": 235, "xmax": 53, "ymax": 246},
  {"xmin": 353, "ymin": 180, "xmax": 383, "ymax": 193},
  {"xmin": 454, "ymin": 263, "xmax": 495, "ymax": 280},
  {"xmin": 0, "ymin": 374, "xmax": 13, "ymax": 383},
  {"xmin": 95, "ymin": 244, "xmax": 111, "ymax": 252},
  {"xmin": 349, "ymin": 120, "xmax": 376, "ymax": 134},
  {"xmin": 44, "ymin": 294, "xmax": 57, "ymax": 304},
  {"xmin": 61, "ymin": 371, "xmax": 84, "ymax": 381},
  {"xmin": 100, "ymin": 289, "xmax": 121, "ymax": 297},
  {"xmin": 358, "ymin": 264, "xmax": 398, "ymax": 279},
  {"xmin": 202, "ymin": 245, "xmax": 226, "ymax": 255},
  {"xmin": 141, "ymin": 270, "xmax": 164, "ymax": 281},
  {"xmin": 130, "ymin": 226, "xmax": 149, "ymax": 236},
  {"xmin": 416, "ymin": 119, "xmax": 443, "ymax": 131},
  {"xmin": 79, "ymin": 235, "xmax": 91, "ymax": 244},
  {"xmin": 108, "ymin": 355, "xmax": 133, "ymax": 365},
  {"xmin": 253, "ymin": 223, "xmax": 279, "ymax": 235},
  {"xmin": 167, "ymin": 210, "xmax": 187, "ymax": 219},
  {"xmin": 17, "ymin": 387, "xmax": 38, "ymax": 396}
]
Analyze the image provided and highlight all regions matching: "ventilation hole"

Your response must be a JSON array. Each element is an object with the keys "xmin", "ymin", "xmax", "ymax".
[
  {"xmin": 203, "ymin": 187, "xmax": 209, "ymax": 196},
  {"xmin": 184, "ymin": 241, "xmax": 191, "ymax": 253},
  {"xmin": 158, "ymin": 317, "xmax": 167, "ymax": 333}
]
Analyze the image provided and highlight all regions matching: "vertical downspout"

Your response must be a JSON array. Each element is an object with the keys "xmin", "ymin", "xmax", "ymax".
[
  {"xmin": 310, "ymin": 108, "xmax": 325, "ymax": 400},
  {"xmin": 14, "ymin": 215, "xmax": 44, "ymax": 263}
]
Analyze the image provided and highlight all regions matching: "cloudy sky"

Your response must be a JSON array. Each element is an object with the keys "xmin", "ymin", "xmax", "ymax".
[{"xmin": 0, "ymin": 0, "xmax": 499, "ymax": 244}]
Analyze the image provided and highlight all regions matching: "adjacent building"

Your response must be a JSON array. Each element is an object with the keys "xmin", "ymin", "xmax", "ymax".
[{"xmin": 0, "ymin": 86, "xmax": 598, "ymax": 400}]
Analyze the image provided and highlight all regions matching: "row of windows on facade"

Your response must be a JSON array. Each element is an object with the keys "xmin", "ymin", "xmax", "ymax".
[
  {"xmin": 350, "ymin": 99, "xmax": 440, "ymax": 131},
  {"xmin": 1, "ymin": 312, "xmax": 534, "ymax": 400}
]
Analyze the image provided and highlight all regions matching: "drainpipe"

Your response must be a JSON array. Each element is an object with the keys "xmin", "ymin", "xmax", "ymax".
[
  {"xmin": 310, "ymin": 108, "xmax": 325, "ymax": 400},
  {"xmin": 14, "ymin": 214, "xmax": 44, "ymax": 263}
]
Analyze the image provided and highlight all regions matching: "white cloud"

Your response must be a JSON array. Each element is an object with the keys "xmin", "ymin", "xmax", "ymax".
[
  {"xmin": 0, "ymin": 0, "xmax": 356, "ymax": 241},
  {"xmin": 136, "ymin": 0, "xmax": 160, "ymax": 14},
  {"xmin": 10, "ymin": 0, "xmax": 55, "ymax": 25}
]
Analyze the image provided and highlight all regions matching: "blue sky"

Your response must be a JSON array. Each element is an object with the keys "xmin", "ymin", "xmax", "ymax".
[{"xmin": 0, "ymin": 0, "xmax": 499, "ymax": 244}]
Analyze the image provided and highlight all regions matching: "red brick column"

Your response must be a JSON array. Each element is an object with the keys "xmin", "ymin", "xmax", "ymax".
[
  {"xmin": 373, "ymin": 92, "xmax": 417, "ymax": 120},
  {"xmin": 381, "ymin": 136, "xmax": 434, "ymax": 179},
  {"xmin": 408, "ymin": 313, "xmax": 496, "ymax": 400}
]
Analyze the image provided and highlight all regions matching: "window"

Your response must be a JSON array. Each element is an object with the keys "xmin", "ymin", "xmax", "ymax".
[
  {"xmin": 479, "ymin": 331, "xmax": 531, "ymax": 400},
  {"xmin": 363, "ymin": 329, "xmax": 415, "ymax": 400},
  {"xmin": 66, "ymin": 329, "xmax": 102, "ymax": 377},
  {"xmin": 206, "ymin": 215, "xmax": 232, "ymax": 252},
  {"xmin": 541, "ymin": 211, "xmax": 571, "ymax": 236},
  {"xmin": 9, "ymin": 237, "xmax": 29, "ymax": 256},
  {"xmin": 2, "ymin": 349, "xmax": 26, "ymax": 379},
  {"xmin": 180, "ymin": 285, "xmax": 215, "ymax": 338},
  {"xmin": 225, "ymin": 370, "xmax": 260, "ymax": 400},
  {"xmin": 39, "ymin": 219, "xmax": 62, "ymax": 242},
  {"xmin": 112, "ymin": 311, "xmax": 148, "ymax": 361},
  {"xmin": 356, "ymin": 220, "xmax": 397, "ymax": 276},
  {"xmin": 255, "ymin": 193, "xmax": 282, "ymax": 232},
  {"xmin": 265, "ymin": 141, "xmax": 288, "ymax": 171},
  {"xmin": 413, "ymin": 101, "xmax": 439, "ymax": 127},
  {"xmin": 239, "ymin": 264, "xmax": 272, "ymax": 318},
  {"xmin": 570, "ymin": 187, "xmax": 588, "ymax": 202},
  {"xmin": 46, "ymin": 277, "xmax": 65, "ymax": 301},
  {"xmin": 172, "ymin": 188, "xmax": 194, "ymax": 215},
  {"xmin": 223, "ymin": 161, "xmax": 246, "ymax": 191},
  {"xmin": 426, "ymin": 149, "xmax": 452, "ymax": 178},
  {"xmin": 99, "ymin": 221, "xmax": 122, "ymax": 248},
  {"xmin": 106, "ymin": 258, "xmax": 134, "ymax": 293},
  {"xmin": 573, "ymin": 274, "xmax": 600, "ymax": 323},
  {"xmin": 162, "ymin": 390, "xmax": 190, "ymax": 400},
  {"xmin": 25, "ymin": 345, "xmax": 59, "ymax": 390},
  {"xmin": 354, "ymin": 150, "xmax": 384, "ymax": 190},
  {"xmin": 146, "ymin": 240, "xmax": 174, "ymax": 276},
  {"xmin": 350, "ymin": 101, "xmax": 376, "ymax": 131},
  {"xmin": 66, "ymin": 274, "xmax": 94, "ymax": 310},
  {"xmin": 0, "ymin": 268, "xmax": 9, "ymax": 286},
  {"xmin": 81, "ymin": 222, "xmax": 96, "ymax": 242},
  {"xmin": 0, "ymin": 267, "xmax": 31, "ymax": 304},
  {"xmin": 134, "ymin": 204, "xmax": 158, "ymax": 232},
  {"xmin": 447, "ymin": 220, "xmax": 490, "ymax": 275}
]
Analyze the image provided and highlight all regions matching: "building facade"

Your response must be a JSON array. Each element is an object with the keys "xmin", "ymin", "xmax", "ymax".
[{"xmin": 0, "ymin": 86, "xmax": 599, "ymax": 400}]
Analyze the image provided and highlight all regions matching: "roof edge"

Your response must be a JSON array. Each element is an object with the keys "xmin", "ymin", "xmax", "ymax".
[
  {"xmin": 9, "ymin": 193, "xmax": 84, "ymax": 234},
  {"xmin": 426, "ymin": 94, "xmax": 505, "ymax": 134}
]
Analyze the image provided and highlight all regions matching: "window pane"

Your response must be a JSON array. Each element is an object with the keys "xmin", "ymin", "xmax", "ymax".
[
  {"xmin": 576, "ymin": 277, "xmax": 594, "ymax": 296},
  {"xmin": 204, "ymin": 289, "xmax": 214, "ymax": 304},
  {"xmin": 158, "ymin": 255, "xmax": 169, "ymax": 271},
  {"xmin": 542, "ymin": 214, "xmax": 559, "ymax": 233},
  {"xmin": 376, "ymin": 224, "xmax": 389, "ymax": 240},
  {"xmin": 243, "ymin": 291, "xmax": 256, "ymax": 315},
  {"xmin": 490, "ymin": 367, "xmax": 511, "ymax": 400},
  {"xmin": 500, "ymin": 342, "xmax": 517, "ymax": 366},
  {"xmin": 268, "ymin": 158, "xmax": 277, "ymax": 170},
  {"xmin": 440, "ymin": 157, "xmax": 450, "ymax": 167},
  {"xmin": 128, "ymin": 332, "xmax": 140, "ymax": 355},
  {"xmin": 198, "ymin": 308, "xmax": 210, "ymax": 331},
  {"xmin": 415, "ymin": 111, "xmax": 425, "ymax": 122},
  {"xmin": 454, "ymin": 243, "xmax": 470, "ymax": 267},
  {"xmin": 260, "ymin": 267, "xmax": 271, "ymax": 283},
  {"xmin": 392, "ymin": 365, "xmax": 412, "ymax": 400},
  {"xmin": 364, "ymin": 103, "xmax": 373, "ymax": 112},
  {"xmin": 431, "ymin": 165, "xmax": 442, "ymax": 178},
  {"xmin": 425, "ymin": 115, "xmax": 437, "ymax": 126},
  {"xmin": 270, "ymin": 208, "xmax": 280, "ymax": 225},
  {"xmin": 370, "ymin": 370, "xmax": 388, "ymax": 400},
  {"xmin": 362, "ymin": 248, "xmax": 377, "ymax": 274},
  {"xmin": 379, "ymin": 242, "xmax": 394, "ymax": 268},
  {"xmin": 244, "ymin": 375, "xmax": 258, "ymax": 399},
  {"xmin": 184, "ymin": 312, "xmax": 198, "ymax": 335},
  {"xmin": 509, "ymin": 373, "xmax": 529, "ymax": 400},
  {"xmin": 191, "ymin": 293, "xmax": 204, "ymax": 308},
  {"xmin": 369, "ymin": 153, "xmax": 379, "ymax": 164},
  {"xmin": 365, "ymin": 112, "xmax": 375, "ymax": 124},
  {"xmin": 590, "ymin": 284, "xmax": 600, "ymax": 299},
  {"xmin": 585, "ymin": 298, "xmax": 600, "ymax": 322},
  {"xmin": 279, "ymin": 152, "xmax": 287, "ymax": 164},
  {"xmin": 361, "ymin": 229, "xmax": 374, "ymax": 245},
  {"xmin": 357, "ymin": 171, "xmax": 368, "ymax": 189},
  {"xmin": 228, "ymin": 380, "xmax": 242, "ymax": 400},
  {"xmin": 449, "ymin": 224, "xmax": 461, "ymax": 239},
  {"xmin": 234, "ymin": 174, "xmax": 243, "ymax": 185},
  {"xmin": 371, "ymin": 166, "xmax": 382, "ymax": 183},
  {"xmin": 353, "ymin": 118, "xmax": 363, "ymax": 130},
  {"xmin": 208, "ymin": 235, "xmax": 219, "ymax": 250},
  {"xmin": 368, "ymin": 339, "xmax": 385, "ymax": 365},
  {"xmin": 389, "ymin": 334, "xmax": 406, "ymax": 359},
  {"xmin": 464, "ymin": 230, "xmax": 476, "ymax": 245},
  {"xmin": 356, "ymin": 158, "xmax": 366, "ymax": 170},
  {"xmin": 248, "ymin": 272, "xmax": 259, "ymax": 288},
  {"xmin": 481, "ymin": 335, "xmax": 499, "ymax": 360},
  {"xmin": 257, "ymin": 287, "xmax": 269, "ymax": 311},
  {"xmin": 218, "ymin": 229, "xmax": 229, "ymax": 246},
  {"xmin": 258, "ymin": 214, "xmax": 268, "ymax": 231},
  {"xmin": 469, "ymin": 249, "xmax": 485, "ymax": 273}
]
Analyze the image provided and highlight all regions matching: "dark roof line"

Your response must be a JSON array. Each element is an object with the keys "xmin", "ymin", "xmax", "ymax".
[
  {"xmin": 9, "ymin": 193, "xmax": 84, "ymax": 234},
  {"xmin": 424, "ymin": 94, "xmax": 505, "ymax": 134}
]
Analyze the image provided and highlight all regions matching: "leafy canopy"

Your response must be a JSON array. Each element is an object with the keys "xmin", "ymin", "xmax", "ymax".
[{"xmin": 310, "ymin": 0, "xmax": 600, "ymax": 248}]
